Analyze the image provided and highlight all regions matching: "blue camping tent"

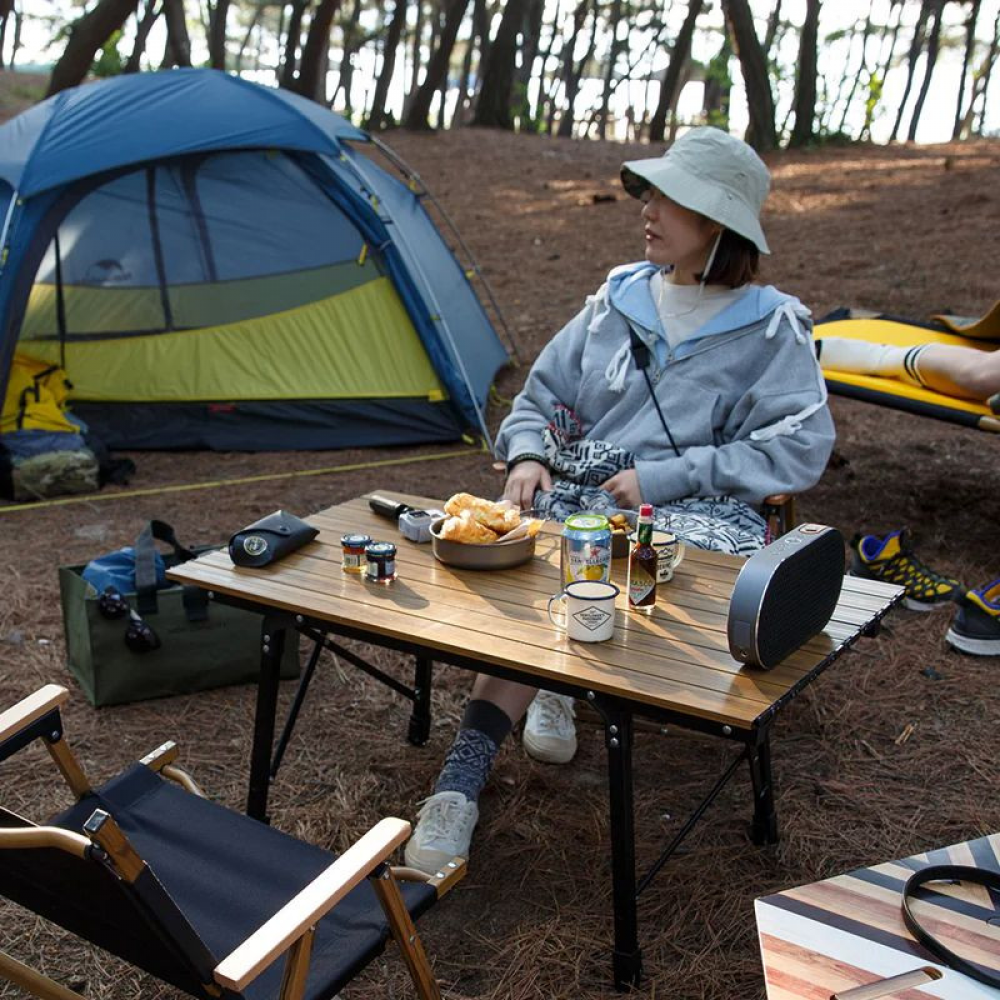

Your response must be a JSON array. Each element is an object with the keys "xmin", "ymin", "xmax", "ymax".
[{"xmin": 0, "ymin": 69, "xmax": 509, "ymax": 450}]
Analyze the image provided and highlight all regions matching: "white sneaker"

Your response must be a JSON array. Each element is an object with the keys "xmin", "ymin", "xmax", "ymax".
[
  {"xmin": 523, "ymin": 691, "xmax": 577, "ymax": 764},
  {"xmin": 404, "ymin": 791, "xmax": 479, "ymax": 874}
]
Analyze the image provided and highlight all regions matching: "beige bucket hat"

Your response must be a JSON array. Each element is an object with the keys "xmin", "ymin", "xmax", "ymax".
[{"xmin": 621, "ymin": 126, "xmax": 771, "ymax": 254}]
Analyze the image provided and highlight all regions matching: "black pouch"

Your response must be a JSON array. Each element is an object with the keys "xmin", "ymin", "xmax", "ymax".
[{"xmin": 229, "ymin": 510, "xmax": 319, "ymax": 567}]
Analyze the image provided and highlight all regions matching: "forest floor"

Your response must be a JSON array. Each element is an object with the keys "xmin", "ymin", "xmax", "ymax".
[{"xmin": 2, "ymin": 69, "xmax": 1000, "ymax": 999}]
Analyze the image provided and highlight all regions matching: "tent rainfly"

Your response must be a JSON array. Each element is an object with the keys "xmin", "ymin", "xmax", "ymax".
[{"xmin": 0, "ymin": 69, "xmax": 510, "ymax": 451}]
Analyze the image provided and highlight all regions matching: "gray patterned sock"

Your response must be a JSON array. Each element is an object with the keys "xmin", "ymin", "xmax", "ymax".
[{"xmin": 433, "ymin": 699, "xmax": 512, "ymax": 802}]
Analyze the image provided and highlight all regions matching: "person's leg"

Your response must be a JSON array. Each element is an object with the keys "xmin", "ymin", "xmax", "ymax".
[
  {"xmin": 818, "ymin": 338, "xmax": 1000, "ymax": 403},
  {"xmin": 405, "ymin": 675, "xmax": 537, "ymax": 873},
  {"xmin": 910, "ymin": 343, "xmax": 1000, "ymax": 402}
]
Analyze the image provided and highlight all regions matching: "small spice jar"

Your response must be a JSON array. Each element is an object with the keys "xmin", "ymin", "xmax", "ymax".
[
  {"xmin": 365, "ymin": 541, "xmax": 397, "ymax": 584},
  {"xmin": 341, "ymin": 533, "xmax": 371, "ymax": 573}
]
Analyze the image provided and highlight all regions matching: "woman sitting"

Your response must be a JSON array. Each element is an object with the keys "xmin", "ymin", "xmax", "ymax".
[{"xmin": 405, "ymin": 127, "xmax": 835, "ymax": 874}]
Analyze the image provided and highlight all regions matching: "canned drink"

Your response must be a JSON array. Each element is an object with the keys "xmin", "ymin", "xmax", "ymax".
[{"xmin": 560, "ymin": 513, "xmax": 612, "ymax": 585}]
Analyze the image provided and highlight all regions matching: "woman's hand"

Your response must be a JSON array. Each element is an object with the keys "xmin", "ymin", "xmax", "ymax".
[
  {"xmin": 600, "ymin": 469, "xmax": 642, "ymax": 509},
  {"xmin": 504, "ymin": 461, "xmax": 552, "ymax": 510}
]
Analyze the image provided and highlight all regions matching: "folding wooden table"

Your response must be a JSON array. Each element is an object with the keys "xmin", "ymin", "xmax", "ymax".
[{"xmin": 169, "ymin": 492, "xmax": 902, "ymax": 989}]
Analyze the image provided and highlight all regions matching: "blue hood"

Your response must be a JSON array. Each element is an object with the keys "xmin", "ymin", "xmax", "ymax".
[{"xmin": 606, "ymin": 261, "xmax": 806, "ymax": 355}]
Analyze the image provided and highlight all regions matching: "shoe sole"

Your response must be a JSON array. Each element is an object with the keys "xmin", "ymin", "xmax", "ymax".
[
  {"xmin": 523, "ymin": 730, "xmax": 577, "ymax": 764},
  {"xmin": 903, "ymin": 595, "xmax": 957, "ymax": 612},
  {"xmin": 404, "ymin": 842, "xmax": 468, "ymax": 876},
  {"xmin": 945, "ymin": 628, "xmax": 1000, "ymax": 656}
]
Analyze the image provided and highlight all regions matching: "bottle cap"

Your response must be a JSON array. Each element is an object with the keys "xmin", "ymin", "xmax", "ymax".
[{"xmin": 638, "ymin": 503, "xmax": 653, "ymax": 518}]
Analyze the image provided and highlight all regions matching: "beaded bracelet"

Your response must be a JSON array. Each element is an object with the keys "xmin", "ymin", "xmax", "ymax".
[{"xmin": 506, "ymin": 452, "xmax": 548, "ymax": 473}]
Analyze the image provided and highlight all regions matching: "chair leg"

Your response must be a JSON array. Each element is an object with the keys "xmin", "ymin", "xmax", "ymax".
[
  {"xmin": 277, "ymin": 927, "xmax": 315, "ymax": 1000},
  {"xmin": 369, "ymin": 870, "xmax": 441, "ymax": 1000},
  {"xmin": 0, "ymin": 950, "xmax": 85, "ymax": 1000}
]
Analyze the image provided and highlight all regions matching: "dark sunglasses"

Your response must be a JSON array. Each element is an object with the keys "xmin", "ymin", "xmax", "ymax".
[{"xmin": 98, "ymin": 587, "xmax": 161, "ymax": 653}]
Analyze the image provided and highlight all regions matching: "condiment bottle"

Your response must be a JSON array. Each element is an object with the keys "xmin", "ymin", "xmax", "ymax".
[{"xmin": 627, "ymin": 503, "xmax": 657, "ymax": 614}]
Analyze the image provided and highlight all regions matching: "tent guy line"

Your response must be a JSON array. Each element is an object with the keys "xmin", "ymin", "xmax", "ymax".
[{"xmin": 0, "ymin": 447, "xmax": 482, "ymax": 514}]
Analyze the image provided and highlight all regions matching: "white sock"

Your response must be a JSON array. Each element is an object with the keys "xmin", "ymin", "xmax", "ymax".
[{"xmin": 817, "ymin": 338, "xmax": 926, "ymax": 386}]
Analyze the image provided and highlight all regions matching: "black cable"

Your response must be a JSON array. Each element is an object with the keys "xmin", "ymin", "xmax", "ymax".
[
  {"xmin": 901, "ymin": 864, "xmax": 1000, "ymax": 989},
  {"xmin": 630, "ymin": 330, "xmax": 681, "ymax": 458}
]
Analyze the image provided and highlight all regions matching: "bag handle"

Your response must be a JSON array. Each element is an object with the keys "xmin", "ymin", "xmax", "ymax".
[{"xmin": 134, "ymin": 521, "xmax": 202, "ymax": 618}]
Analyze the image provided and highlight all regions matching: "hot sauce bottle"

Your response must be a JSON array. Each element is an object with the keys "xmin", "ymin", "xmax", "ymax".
[{"xmin": 627, "ymin": 503, "xmax": 657, "ymax": 614}]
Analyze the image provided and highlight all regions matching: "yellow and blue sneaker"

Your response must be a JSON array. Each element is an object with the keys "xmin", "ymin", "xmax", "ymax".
[
  {"xmin": 946, "ymin": 580, "xmax": 1000, "ymax": 656},
  {"xmin": 850, "ymin": 529, "xmax": 962, "ymax": 611}
]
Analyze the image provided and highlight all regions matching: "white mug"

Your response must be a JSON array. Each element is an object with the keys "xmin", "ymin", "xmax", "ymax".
[
  {"xmin": 629, "ymin": 530, "xmax": 684, "ymax": 583},
  {"xmin": 547, "ymin": 580, "xmax": 620, "ymax": 642}
]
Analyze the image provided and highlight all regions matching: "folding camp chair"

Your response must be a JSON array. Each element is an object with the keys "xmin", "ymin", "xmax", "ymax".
[
  {"xmin": 816, "ymin": 308, "xmax": 1000, "ymax": 433},
  {"xmin": 0, "ymin": 685, "xmax": 464, "ymax": 1000}
]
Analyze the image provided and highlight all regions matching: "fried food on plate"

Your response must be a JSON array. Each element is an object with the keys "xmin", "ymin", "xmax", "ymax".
[
  {"xmin": 444, "ymin": 492, "xmax": 520, "ymax": 535},
  {"xmin": 438, "ymin": 511, "xmax": 500, "ymax": 544}
]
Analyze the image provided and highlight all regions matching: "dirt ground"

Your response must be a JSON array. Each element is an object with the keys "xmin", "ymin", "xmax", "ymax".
[{"xmin": 2, "ymin": 73, "xmax": 1000, "ymax": 998}]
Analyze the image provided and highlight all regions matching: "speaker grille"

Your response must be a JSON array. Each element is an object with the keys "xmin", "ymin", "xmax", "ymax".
[{"xmin": 756, "ymin": 530, "xmax": 844, "ymax": 667}]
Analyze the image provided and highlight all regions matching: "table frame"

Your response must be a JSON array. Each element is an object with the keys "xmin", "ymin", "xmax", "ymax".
[
  {"xmin": 172, "ymin": 496, "xmax": 901, "ymax": 990},
  {"xmin": 207, "ymin": 587, "xmax": 893, "ymax": 990}
]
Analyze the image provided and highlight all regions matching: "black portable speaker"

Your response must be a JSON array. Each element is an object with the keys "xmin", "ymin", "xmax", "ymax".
[{"xmin": 727, "ymin": 524, "xmax": 845, "ymax": 670}]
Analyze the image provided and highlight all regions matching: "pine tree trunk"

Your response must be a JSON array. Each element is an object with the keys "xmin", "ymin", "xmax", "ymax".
[
  {"xmin": 403, "ymin": 0, "xmax": 470, "ymax": 129},
  {"xmin": 972, "ymin": 7, "xmax": 1000, "ymax": 135},
  {"xmin": 835, "ymin": 9, "xmax": 871, "ymax": 135},
  {"xmin": 889, "ymin": 0, "xmax": 931, "ymax": 141},
  {"xmin": 161, "ymin": 0, "xmax": 191, "ymax": 67},
  {"xmin": 907, "ymin": 0, "xmax": 944, "ymax": 141},
  {"xmin": 294, "ymin": 0, "xmax": 341, "ymax": 101},
  {"xmin": 557, "ymin": 0, "xmax": 596, "ymax": 137},
  {"xmin": 473, "ymin": 0, "xmax": 529, "ymax": 128},
  {"xmin": 595, "ymin": 0, "xmax": 624, "ymax": 139},
  {"xmin": 367, "ymin": 0, "xmax": 407, "ymax": 130},
  {"xmin": 649, "ymin": 0, "xmax": 704, "ymax": 142},
  {"xmin": 547, "ymin": 0, "xmax": 588, "ymax": 134},
  {"xmin": 208, "ymin": 0, "xmax": 230, "ymax": 68},
  {"xmin": 762, "ymin": 0, "xmax": 782, "ymax": 56},
  {"xmin": 279, "ymin": 0, "xmax": 308, "ymax": 88},
  {"xmin": 0, "ymin": 2, "xmax": 8, "ymax": 71},
  {"xmin": 124, "ymin": 0, "xmax": 160, "ymax": 72},
  {"xmin": 530, "ymin": 0, "xmax": 561, "ymax": 127},
  {"xmin": 788, "ymin": 0, "xmax": 820, "ymax": 146},
  {"xmin": 45, "ymin": 0, "xmax": 140, "ymax": 96},
  {"xmin": 335, "ymin": 0, "xmax": 364, "ymax": 114},
  {"xmin": 702, "ymin": 32, "xmax": 732, "ymax": 129},
  {"xmin": 721, "ymin": 0, "xmax": 776, "ymax": 151},
  {"xmin": 953, "ymin": 0, "xmax": 981, "ymax": 138},
  {"xmin": 514, "ymin": 0, "xmax": 544, "ymax": 128}
]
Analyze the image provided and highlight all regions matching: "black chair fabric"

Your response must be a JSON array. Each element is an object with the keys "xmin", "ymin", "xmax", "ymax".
[{"xmin": 47, "ymin": 765, "xmax": 436, "ymax": 999}]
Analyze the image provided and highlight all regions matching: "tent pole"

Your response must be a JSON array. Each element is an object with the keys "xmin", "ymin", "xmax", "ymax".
[
  {"xmin": 54, "ymin": 230, "xmax": 67, "ymax": 370},
  {"xmin": 0, "ymin": 188, "xmax": 18, "ymax": 277},
  {"xmin": 368, "ymin": 136, "xmax": 522, "ymax": 364}
]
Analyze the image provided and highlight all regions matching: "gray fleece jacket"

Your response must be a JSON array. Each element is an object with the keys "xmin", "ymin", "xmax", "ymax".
[{"xmin": 497, "ymin": 262, "xmax": 835, "ymax": 507}]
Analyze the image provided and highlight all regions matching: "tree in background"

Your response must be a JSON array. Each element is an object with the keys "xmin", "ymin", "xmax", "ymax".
[
  {"xmin": 366, "ymin": 0, "xmax": 407, "ymax": 130},
  {"xmin": 649, "ymin": 0, "xmax": 704, "ymax": 143},
  {"xmin": 292, "ymin": 0, "xmax": 340, "ymax": 101},
  {"xmin": 403, "ymin": 0, "xmax": 470, "ymax": 129},
  {"xmin": 45, "ymin": 0, "xmax": 139, "ymax": 96},
  {"xmin": 953, "ymin": 0, "xmax": 982, "ymax": 138},
  {"xmin": 721, "ymin": 0, "xmax": 776, "ymax": 151},
  {"xmin": 474, "ymin": 0, "xmax": 530, "ymax": 128},
  {"xmin": 788, "ymin": 0, "xmax": 820, "ymax": 146},
  {"xmin": 906, "ymin": 0, "xmax": 946, "ymax": 141}
]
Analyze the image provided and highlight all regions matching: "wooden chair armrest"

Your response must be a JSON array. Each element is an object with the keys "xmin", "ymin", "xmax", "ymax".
[
  {"xmin": 0, "ymin": 685, "xmax": 69, "ymax": 744},
  {"xmin": 391, "ymin": 857, "xmax": 466, "ymax": 898},
  {"xmin": 213, "ymin": 817, "xmax": 411, "ymax": 992},
  {"xmin": 761, "ymin": 493, "xmax": 791, "ymax": 508},
  {"xmin": 0, "ymin": 825, "xmax": 90, "ymax": 858}
]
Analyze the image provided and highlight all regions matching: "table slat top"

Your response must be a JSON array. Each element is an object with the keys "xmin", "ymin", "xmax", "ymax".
[{"xmin": 169, "ymin": 493, "xmax": 902, "ymax": 731}]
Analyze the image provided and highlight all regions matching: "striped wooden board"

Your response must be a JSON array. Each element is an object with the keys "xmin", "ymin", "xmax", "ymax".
[{"xmin": 756, "ymin": 834, "xmax": 1000, "ymax": 999}]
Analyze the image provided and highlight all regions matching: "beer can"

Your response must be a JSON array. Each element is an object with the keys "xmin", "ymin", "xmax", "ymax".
[{"xmin": 560, "ymin": 513, "xmax": 612, "ymax": 585}]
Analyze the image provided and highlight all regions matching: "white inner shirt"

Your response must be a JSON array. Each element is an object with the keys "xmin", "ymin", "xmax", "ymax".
[{"xmin": 650, "ymin": 270, "xmax": 749, "ymax": 350}]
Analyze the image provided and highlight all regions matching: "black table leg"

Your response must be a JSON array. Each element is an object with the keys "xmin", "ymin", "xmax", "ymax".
[
  {"xmin": 407, "ymin": 656, "xmax": 433, "ymax": 745},
  {"xmin": 748, "ymin": 730, "xmax": 779, "ymax": 846},
  {"xmin": 600, "ymin": 699, "xmax": 643, "ymax": 990},
  {"xmin": 246, "ymin": 617, "xmax": 287, "ymax": 822}
]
